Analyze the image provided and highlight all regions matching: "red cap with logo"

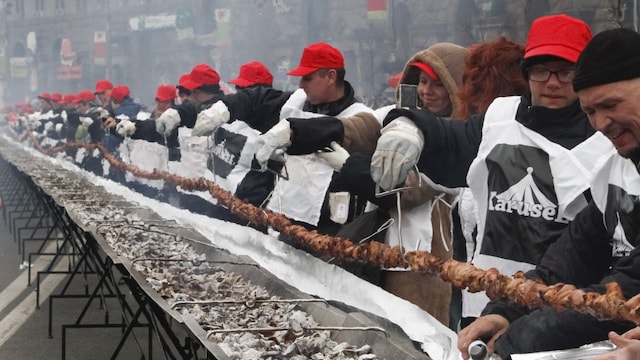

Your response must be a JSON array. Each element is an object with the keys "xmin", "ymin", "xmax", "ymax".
[
  {"xmin": 229, "ymin": 61, "xmax": 274, "ymax": 87},
  {"xmin": 74, "ymin": 90, "xmax": 96, "ymax": 103},
  {"xmin": 155, "ymin": 85, "xmax": 177, "ymax": 102},
  {"xmin": 110, "ymin": 85, "xmax": 130, "ymax": 102},
  {"xmin": 61, "ymin": 94, "xmax": 76, "ymax": 104},
  {"xmin": 181, "ymin": 64, "xmax": 221, "ymax": 90},
  {"xmin": 288, "ymin": 42, "xmax": 345, "ymax": 76},
  {"xmin": 524, "ymin": 14, "xmax": 592, "ymax": 63},
  {"xmin": 50, "ymin": 93, "xmax": 63, "ymax": 102},
  {"xmin": 95, "ymin": 79, "xmax": 114, "ymax": 94}
]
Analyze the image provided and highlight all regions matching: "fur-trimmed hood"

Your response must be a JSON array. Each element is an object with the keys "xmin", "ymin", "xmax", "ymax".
[{"xmin": 396, "ymin": 42, "xmax": 468, "ymax": 116}]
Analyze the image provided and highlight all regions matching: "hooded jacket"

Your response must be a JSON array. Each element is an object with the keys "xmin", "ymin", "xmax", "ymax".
[
  {"xmin": 396, "ymin": 42, "xmax": 468, "ymax": 116},
  {"xmin": 371, "ymin": 43, "xmax": 467, "ymax": 326}
]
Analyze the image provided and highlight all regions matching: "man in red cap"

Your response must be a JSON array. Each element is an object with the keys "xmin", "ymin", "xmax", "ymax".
[
  {"xmin": 61, "ymin": 94, "xmax": 76, "ymax": 108},
  {"xmin": 96, "ymin": 85, "xmax": 141, "ymax": 164},
  {"xmin": 42, "ymin": 92, "xmax": 65, "ymax": 141},
  {"xmin": 49, "ymin": 93, "xmax": 63, "ymax": 113},
  {"xmin": 109, "ymin": 85, "xmax": 141, "ymax": 118},
  {"xmin": 59, "ymin": 94, "xmax": 81, "ymax": 147},
  {"xmin": 152, "ymin": 65, "xmax": 228, "ymax": 215},
  {"xmin": 365, "ymin": 14, "xmax": 616, "ymax": 359},
  {"xmin": 228, "ymin": 61, "xmax": 274, "ymax": 90},
  {"xmin": 115, "ymin": 84, "xmax": 176, "ymax": 140},
  {"xmin": 37, "ymin": 92, "xmax": 53, "ymax": 114},
  {"xmin": 155, "ymin": 63, "xmax": 224, "ymax": 138},
  {"xmin": 94, "ymin": 79, "xmax": 113, "ymax": 108},
  {"xmin": 189, "ymin": 42, "xmax": 374, "ymax": 234},
  {"xmin": 154, "ymin": 84, "xmax": 177, "ymax": 118},
  {"xmin": 31, "ymin": 92, "xmax": 67, "ymax": 141},
  {"xmin": 73, "ymin": 89, "xmax": 109, "ymax": 142},
  {"xmin": 176, "ymin": 73, "xmax": 192, "ymax": 104},
  {"xmin": 72, "ymin": 89, "xmax": 114, "ymax": 176}
]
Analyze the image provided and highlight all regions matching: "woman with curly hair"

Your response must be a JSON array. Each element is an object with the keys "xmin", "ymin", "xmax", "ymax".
[
  {"xmin": 453, "ymin": 36, "xmax": 529, "ymax": 119},
  {"xmin": 450, "ymin": 37, "xmax": 529, "ymax": 330}
]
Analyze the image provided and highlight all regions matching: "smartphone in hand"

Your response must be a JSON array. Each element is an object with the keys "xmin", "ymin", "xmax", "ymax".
[{"xmin": 397, "ymin": 84, "xmax": 418, "ymax": 109}]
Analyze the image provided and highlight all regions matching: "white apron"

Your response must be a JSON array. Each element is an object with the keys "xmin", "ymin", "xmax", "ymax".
[
  {"xmin": 266, "ymin": 89, "xmax": 373, "ymax": 226},
  {"xmin": 463, "ymin": 96, "xmax": 614, "ymax": 317}
]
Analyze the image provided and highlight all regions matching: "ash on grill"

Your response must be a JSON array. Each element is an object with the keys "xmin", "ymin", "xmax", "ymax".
[{"xmin": 67, "ymin": 201, "xmax": 381, "ymax": 360}]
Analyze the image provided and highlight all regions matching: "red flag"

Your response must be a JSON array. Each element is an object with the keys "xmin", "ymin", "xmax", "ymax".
[{"xmin": 367, "ymin": 0, "xmax": 387, "ymax": 21}]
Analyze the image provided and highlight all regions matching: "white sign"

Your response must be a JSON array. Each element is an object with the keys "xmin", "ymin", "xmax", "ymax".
[{"xmin": 129, "ymin": 13, "xmax": 177, "ymax": 31}]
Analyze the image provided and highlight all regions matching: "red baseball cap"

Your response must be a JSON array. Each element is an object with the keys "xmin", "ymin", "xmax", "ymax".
[
  {"xmin": 155, "ymin": 85, "xmax": 177, "ymax": 102},
  {"xmin": 50, "ymin": 93, "xmax": 62, "ymax": 102},
  {"xmin": 524, "ymin": 14, "xmax": 592, "ymax": 63},
  {"xmin": 61, "ymin": 94, "xmax": 76, "ymax": 104},
  {"xmin": 410, "ymin": 62, "xmax": 440, "ymax": 81},
  {"xmin": 95, "ymin": 79, "xmax": 113, "ymax": 94},
  {"xmin": 74, "ymin": 90, "xmax": 96, "ymax": 103},
  {"xmin": 38, "ymin": 92, "xmax": 51, "ymax": 100},
  {"xmin": 110, "ymin": 85, "xmax": 130, "ymax": 102},
  {"xmin": 229, "ymin": 61, "xmax": 274, "ymax": 87},
  {"xmin": 288, "ymin": 42, "xmax": 345, "ymax": 76},
  {"xmin": 177, "ymin": 73, "xmax": 190, "ymax": 88},
  {"xmin": 181, "ymin": 64, "xmax": 221, "ymax": 90}
]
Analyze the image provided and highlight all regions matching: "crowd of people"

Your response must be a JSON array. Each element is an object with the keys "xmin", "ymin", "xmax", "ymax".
[{"xmin": 2, "ymin": 12, "xmax": 640, "ymax": 359}]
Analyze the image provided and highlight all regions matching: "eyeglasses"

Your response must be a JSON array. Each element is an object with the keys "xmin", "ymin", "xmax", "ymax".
[{"xmin": 528, "ymin": 67, "xmax": 576, "ymax": 83}]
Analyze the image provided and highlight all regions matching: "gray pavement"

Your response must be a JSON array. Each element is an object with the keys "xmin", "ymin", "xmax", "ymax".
[{"xmin": 0, "ymin": 213, "xmax": 162, "ymax": 359}]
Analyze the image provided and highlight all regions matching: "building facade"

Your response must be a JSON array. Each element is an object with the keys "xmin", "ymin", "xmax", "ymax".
[{"xmin": 0, "ymin": 0, "xmax": 637, "ymax": 105}]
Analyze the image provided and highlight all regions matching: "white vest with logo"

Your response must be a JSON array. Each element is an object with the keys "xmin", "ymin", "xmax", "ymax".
[
  {"xmin": 266, "ymin": 89, "xmax": 372, "ymax": 226},
  {"xmin": 591, "ymin": 150, "xmax": 640, "ymax": 257},
  {"xmin": 462, "ymin": 96, "xmax": 614, "ymax": 317},
  {"xmin": 208, "ymin": 119, "xmax": 261, "ymax": 195},
  {"xmin": 169, "ymin": 119, "xmax": 262, "ymax": 203}
]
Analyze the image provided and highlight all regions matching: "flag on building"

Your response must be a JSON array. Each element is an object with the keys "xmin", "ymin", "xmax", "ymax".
[
  {"xmin": 94, "ymin": 31, "xmax": 106, "ymax": 66},
  {"xmin": 367, "ymin": 0, "xmax": 387, "ymax": 21}
]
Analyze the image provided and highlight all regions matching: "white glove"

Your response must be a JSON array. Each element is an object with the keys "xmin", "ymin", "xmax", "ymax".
[
  {"xmin": 155, "ymin": 108, "xmax": 181, "ymax": 137},
  {"xmin": 79, "ymin": 116, "xmax": 94, "ymax": 127},
  {"xmin": 136, "ymin": 111, "xmax": 151, "ymax": 121},
  {"xmin": 97, "ymin": 108, "xmax": 110, "ymax": 120},
  {"xmin": 254, "ymin": 119, "xmax": 292, "ymax": 170},
  {"xmin": 55, "ymin": 123, "xmax": 63, "ymax": 134},
  {"xmin": 61, "ymin": 110, "xmax": 68, "ymax": 124},
  {"xmin": 43, "ymin": 121, "xmax": 54, "ymax": 133},
  {"xmin": 192, "ymin": 100, "xmax": 230, "ymax": 136},
  {"xmin": 370, "ymin": 116, "xmax": 424, "ymax": 190},
  {"xmin": 41, "ymin": 110, "xmax": 54, "ymax": 120},
  {"xmin": 316, "ymin": 141, "xmax": 350, "ymax": 171},
  {"xmin": 116, "ymin": 119, "xmax": 136, "ymax": 137}
]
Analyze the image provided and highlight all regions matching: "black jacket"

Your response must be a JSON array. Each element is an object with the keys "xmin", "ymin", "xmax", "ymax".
[
  {"xmin": 384, "ymin": 93, "xmax": 596, "ymax": 188},
  {"xmin": 481, "ymin": 199, "xmax": 638, "ymax": 357},
  {"xmin": 220, "ymin": 82, "xmax": 369, "ymax": 233},
  {"xmin": 221, "ymin": 85, "xmax": 293, "ymax": 134}
]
